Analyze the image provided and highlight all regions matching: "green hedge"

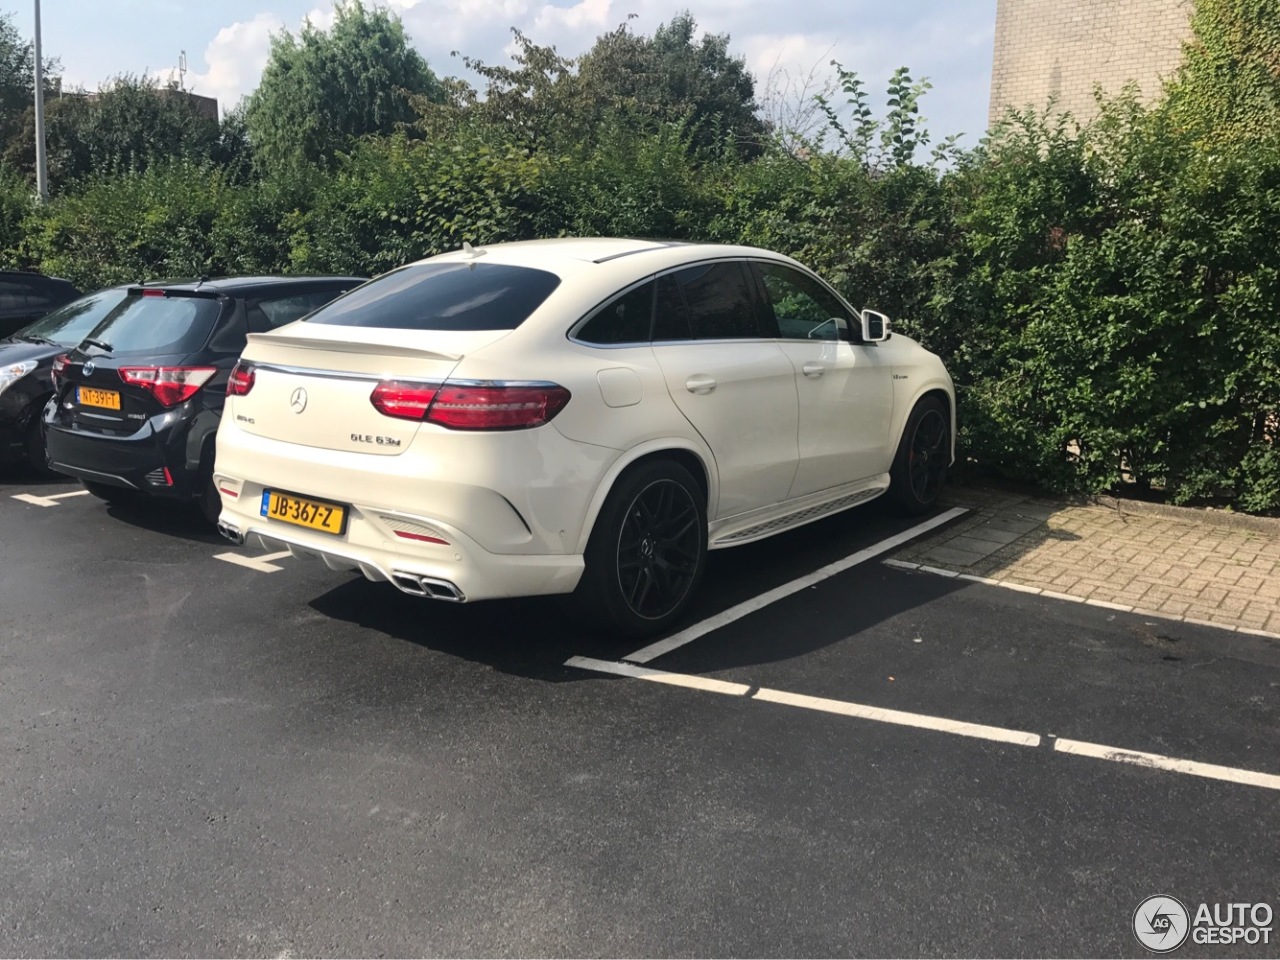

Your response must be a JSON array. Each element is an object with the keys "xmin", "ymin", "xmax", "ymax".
[{"xmin": 2, "ymin": 103, "xmax": 1277, "ymax": 513}]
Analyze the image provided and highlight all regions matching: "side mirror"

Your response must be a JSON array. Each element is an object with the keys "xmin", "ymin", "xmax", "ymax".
[{"xmin": 860, "ymin": 309, "xmax": 891, "ymax": 343}]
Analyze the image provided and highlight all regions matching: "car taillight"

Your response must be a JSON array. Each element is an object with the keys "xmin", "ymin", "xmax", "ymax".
[
  {"xmin": 227, "ymin": 361, "xmax": 255, "ymax": 397},
  {"xmin": 51, "ymin": 354, "xmax": 70, "ymax": 387},
  {"xmin": 118, "ymin": 366, "xmax": 218, "ymax": 407},
  {"xmin": 370, "ymin": 380, "xmax": 571, "ymax": 430},
  {"xmin": 371, "ymin": 381, "xmax": 438, "ymax": 421}
]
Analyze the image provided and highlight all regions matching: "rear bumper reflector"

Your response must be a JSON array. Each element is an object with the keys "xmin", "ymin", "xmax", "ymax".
[{"xmin": 394, "ymin": 530, "xmax": 449, "ymax": 545}]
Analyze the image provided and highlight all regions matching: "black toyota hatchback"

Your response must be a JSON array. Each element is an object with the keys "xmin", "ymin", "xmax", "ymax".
[{"xmin": 44, "ymin": 276, "xmax": 363, "ymax": 522}]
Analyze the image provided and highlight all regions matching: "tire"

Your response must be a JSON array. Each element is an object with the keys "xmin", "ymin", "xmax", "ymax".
[
  {"xmin": 24, "ymin": 415, "xmax": 60, "ymax": 479},
  {"xmin": 197, "ymin": 469, "xmax": 222, "ymax": 526},
  {"xmin": 575, "ymin": 459, "xmax": 708, "ymax": 639},
  {"xmin": 887, "ymin": 397, "xmax": 951, "ymax": 515},
  {"xmin": 83, "ymin": 480, "xmax": 137, "ymax": 506}
]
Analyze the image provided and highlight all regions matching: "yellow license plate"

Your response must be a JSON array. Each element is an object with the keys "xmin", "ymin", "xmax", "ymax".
[
  {"xmin": 260, "ymin": 490, "xmax": 346, "ymax": 535},
  {"xmin": 78, "ymin": 386, "xmax": 121, "ymax": 410}
]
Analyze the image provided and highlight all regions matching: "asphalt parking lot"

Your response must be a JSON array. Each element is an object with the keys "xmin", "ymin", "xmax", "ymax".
[{"xmin": 2, "ymin": 467, "xmax": 1277, "ymax": 958}]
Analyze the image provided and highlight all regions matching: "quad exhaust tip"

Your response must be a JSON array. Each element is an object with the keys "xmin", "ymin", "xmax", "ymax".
[
  {"xmin": 391, "ymin": 573, "xmax": 466, "ymax": 602},
  {"xmin": 214, "ymin": 523, "xmax": 462, "ymax": 602},
  {"xmin": 217, "ymin": 521, "xmax": 245, "ymax": 545}
]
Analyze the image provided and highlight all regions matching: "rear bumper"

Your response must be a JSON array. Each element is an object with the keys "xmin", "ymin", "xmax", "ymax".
[
  {"xmin": 44, "ymin": 421, "xmax": 191, "ymax": 496},
  {"xmin": 215, "ymin": 507, "xmax": 585, "ymax": 602},
  {"xmin": 211, "ymin": 414, "xmax": 612, "ymax": 601}
]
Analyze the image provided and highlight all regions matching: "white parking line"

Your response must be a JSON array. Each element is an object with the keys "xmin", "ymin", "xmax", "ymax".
[
  {"xmin": 565, "ymin": 656, "xmax": 1280, "ymax": 792},
  {"xmin": 622, "ymin": 507, "xmax": 969, "ymax": 664},
  {"xmin": 882, "ymin": 559, "xmax": 1280, "ymax": 640},
  {"xmin": 1053, "ymin": 738, "xmax": 1280, "ymax": 792},
  {"xmin": 213, "ymin": 550, "xmax": 291, "ymax": 573},
  {"xmin": 568, "ymin": 656, "xmax": 1040, "ymax": 746},
  {"xmin": 11, "ymin": 490, "xmax": 91, "ymax": 507}
]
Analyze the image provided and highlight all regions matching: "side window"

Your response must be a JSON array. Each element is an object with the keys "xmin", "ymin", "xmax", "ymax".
[
  {"xmin": 23, "ymin": 280, "xmax": 54, "ymax": 309},
  {"xmin": 0, "ymin": 279, "xmax": 35, "ymax": 312},
  {"xmin": 660, "ymin": 262, "xmax": 760, "ymax": 341},
  {"xmin": 653, "ymin": 273, "xmax": 692, "ymax": 342},
  {"xmin": 249, "ymin": 291, "xmax": 341, "ymax": 333},
  {"xmin": 755, "ymin": 262, "xmax": 853, "ymax": 341},
  {"xmin": 574, "ymin": 280, "xmax": 655, "ymax": 345}
]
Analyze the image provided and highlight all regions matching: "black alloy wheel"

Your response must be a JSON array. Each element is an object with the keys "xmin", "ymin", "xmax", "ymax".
[
  {"xmin": 888, "ymin": 396, "xmax": 951, "ymax": 515},
  {"xmin": 577, "ymin": 459, "xmax": 708, "ymax": 638},
  {"xmin": 908, "ymin": 407, "xmax": 948, "ymax": 504},
  {"xmin": 615, "ymin": 478, "xmax": 702, "ymax": 620}
]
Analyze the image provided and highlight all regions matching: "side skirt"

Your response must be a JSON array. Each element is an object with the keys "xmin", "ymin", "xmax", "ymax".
[{"xmin": 708, "ymin": 475, "xmax": 890, "ymax": 549}]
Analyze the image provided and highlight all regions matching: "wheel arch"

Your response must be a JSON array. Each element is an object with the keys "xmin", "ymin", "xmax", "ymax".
[
  {"xmin": 574, "ymin": 439, "xmax": 715, "ymax": 554},
  {"xmin": 895, "ymin": 381, "xmax": 956, "ymax": 465}
]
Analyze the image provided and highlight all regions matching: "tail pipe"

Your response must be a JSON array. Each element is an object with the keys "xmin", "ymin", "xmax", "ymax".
[
  {"xmin": 217, "ymin": 521, "xmax": 245, "ymax": 545},
  {"xmin": 391, "ymin": 572, "xmax": 466, "ymax": 602}
]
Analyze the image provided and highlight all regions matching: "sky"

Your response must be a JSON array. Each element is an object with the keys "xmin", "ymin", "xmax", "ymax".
[{"xmin": 11, "ymin": 0, "xmax": 998, "ymax": 145}]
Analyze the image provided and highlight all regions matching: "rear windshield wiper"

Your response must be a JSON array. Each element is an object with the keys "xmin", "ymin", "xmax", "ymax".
[{"xmin": 81, "ymin": 337, "xmax": 113, "ymax": 352}]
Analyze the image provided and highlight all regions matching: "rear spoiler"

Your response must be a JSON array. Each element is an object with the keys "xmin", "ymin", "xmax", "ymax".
[
  {"xmin": 246, "ymin": 331, "xmax": 464, "ymax": 362},
  {"xmin": 125, "ymin": 286, "xmax": 223, "ymax": 300}
]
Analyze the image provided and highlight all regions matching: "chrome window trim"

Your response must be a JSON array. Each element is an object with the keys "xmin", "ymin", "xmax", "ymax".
[{"xmin": 251, "ymin": 362, "xmax": 385, "ymax": 382}]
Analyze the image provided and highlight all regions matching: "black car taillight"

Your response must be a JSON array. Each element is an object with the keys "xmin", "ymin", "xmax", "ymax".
[
  {"xmin": 118, "ymin": 366, "xmax": 217, "ymax": 407},
  {"xmin": 51, "ymin": 353, "xmax": 70, "ymax": 387}
]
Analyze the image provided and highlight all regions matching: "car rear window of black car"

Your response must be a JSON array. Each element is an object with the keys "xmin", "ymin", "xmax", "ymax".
[
  {"xmin": 19, "ymin": 288, "xmax": 129, "ymax": 346},
  {"xmin": 84, "ymin": 293, "xmax": 222, "ymax": 356},
  {"xmin": 306, "ymin": 263, "xmax": 561, "ymax": 331}
]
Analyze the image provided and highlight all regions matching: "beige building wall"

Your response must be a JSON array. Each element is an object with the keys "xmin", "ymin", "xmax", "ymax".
[{"xmin": 989, "ymin": 0, "xmax": 1195, "ymax": 126}]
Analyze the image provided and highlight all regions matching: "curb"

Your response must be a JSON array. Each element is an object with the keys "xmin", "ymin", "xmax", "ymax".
[
  {"xmin": 883, "ymin": 559, "xmax": 1280, "ymax": 643},
  {"xmin": 1085, "ymin": 495, "xmax": 1280, "ymax": 536},
  {"xmin": 945, "ymin": 482, "xmax": 1280, "ymax": 536}
]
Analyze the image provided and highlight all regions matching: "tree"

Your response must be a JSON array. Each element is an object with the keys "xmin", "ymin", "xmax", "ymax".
[
  {"xmin": 576, "ymin": 13, "xmax": 767, "ymax": 154},
  {"xmin": 2, "ymin": 75, "xmax": 221, "ymax": 188},
  {"xmin": 420, "ymin": 29, "xmax": 584, "ymax": 149},
  {"xmin": 814, "ymin": 63, "xmax": 962, "ymax": 170},
  {"xmin": 1164, "ymin": 0, "xmax": 1280, "ymax": 142},
  {"xmin": 245, "ymin": 0, "xmax": 444, "ymax": 173},
  {"xmin": 420, "ymin": 13, "xmax": 766, "ymax": 157},
  {"xmin": 0, "ymin": 10, "xmax": 60, "ymax": 157}
]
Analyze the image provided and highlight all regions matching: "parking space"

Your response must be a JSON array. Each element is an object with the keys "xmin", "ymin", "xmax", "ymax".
[{"xmin": 2, "ymin": 467, "xmax": 1277, "ymax": 956}]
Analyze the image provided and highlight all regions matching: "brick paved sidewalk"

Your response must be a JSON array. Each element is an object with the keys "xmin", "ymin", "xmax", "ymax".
[{"xmin": 891, "ymin": 485, "xmax": 1280, "ymax": 639}]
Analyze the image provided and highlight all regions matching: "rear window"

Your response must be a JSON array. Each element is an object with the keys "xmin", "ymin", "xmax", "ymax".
[
  {"xmin": 306, "ymin": 263, "xmax": 561, "ymax": 331},
  {"xmin": 20, "ymin": 288, "xmax": 129, "ymax": 346},
  {"xmin": 83, "ymin": 293, "xmax": 222, "ymax": 356}
]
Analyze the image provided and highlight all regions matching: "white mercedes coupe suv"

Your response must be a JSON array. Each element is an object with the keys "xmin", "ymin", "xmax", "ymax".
[{"xmin": 213, "ymin": 239, "xmax": 955, "ymax": 636}]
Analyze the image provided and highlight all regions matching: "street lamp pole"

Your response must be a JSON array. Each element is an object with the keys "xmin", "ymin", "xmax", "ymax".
[{"xmin": 33, "ymin": 0, "xmax": 48, "ymax": 201}]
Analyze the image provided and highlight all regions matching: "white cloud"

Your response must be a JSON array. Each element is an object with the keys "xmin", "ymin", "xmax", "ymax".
[
  {"xmin": 533, "ymin": 0, "xmax": 614, "ymax": 34},
  {"xmin": 152, "ymin": 12, "xmax": 283, "ymax": 114}
]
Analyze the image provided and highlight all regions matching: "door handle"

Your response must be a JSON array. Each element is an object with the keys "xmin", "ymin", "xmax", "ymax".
[
  {"xmin": 802, "ymin": 362, "xmax": 825, "ymax": 378},
  {"xmin": 685, "ymin": 374, "xmax": 717, "ymax": 395}
]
